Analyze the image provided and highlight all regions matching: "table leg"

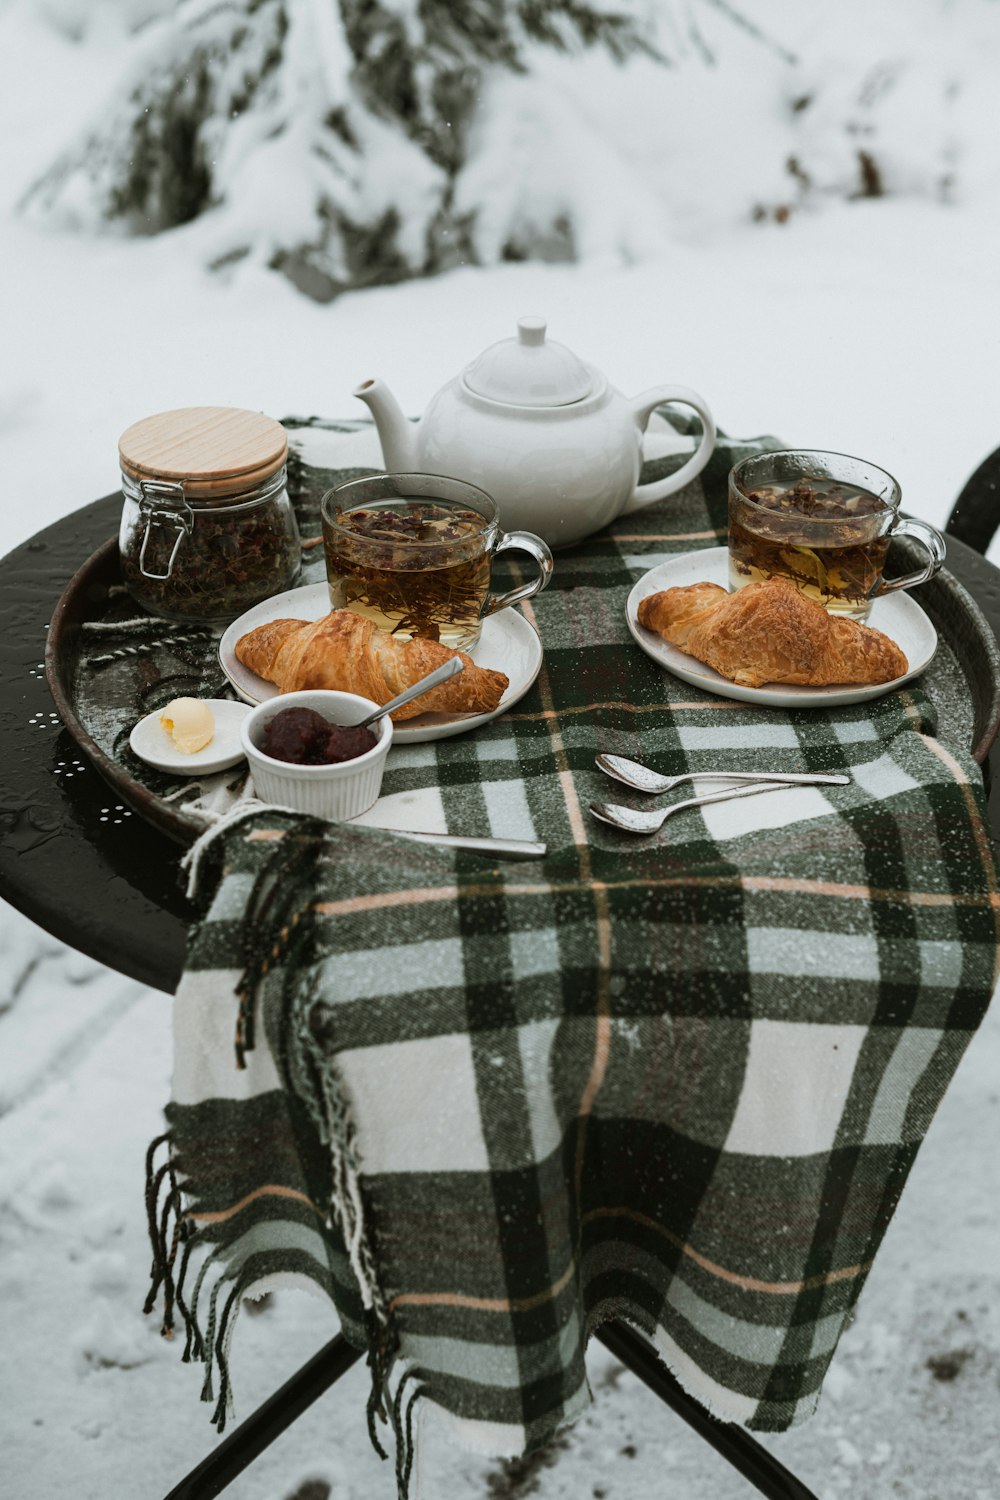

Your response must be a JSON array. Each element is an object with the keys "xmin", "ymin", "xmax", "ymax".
[
  {"xmin": 161, "ymin": 1322, "xmax": 820, "ymax": 1499},
  {"xmin": 597, "ymin": 1323, "xmax": 820, "ymax": 1500},
  {"xmin": 162, "ymin": 1334, "xmax": 362, "ymax": 1500}
]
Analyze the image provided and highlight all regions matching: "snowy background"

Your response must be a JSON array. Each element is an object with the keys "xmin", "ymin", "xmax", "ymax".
[{"xmin": 2, "ymin": 2, "xmax": 1000, "ymax": 1496}]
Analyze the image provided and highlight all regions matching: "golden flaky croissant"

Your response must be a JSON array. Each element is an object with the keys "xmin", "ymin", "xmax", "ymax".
[
  {"xmin": 235, "ymin": 609, "xmax": 508, "ymax": 720},
  {"xmin": 637, "ymin": 578, "xmax": 908, "ymax": 689}
]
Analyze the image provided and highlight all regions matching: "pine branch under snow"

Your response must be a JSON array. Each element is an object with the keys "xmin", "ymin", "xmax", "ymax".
[{"xmin": 17, "ymin": 0, "xmax": 1000, "ymax": 300}]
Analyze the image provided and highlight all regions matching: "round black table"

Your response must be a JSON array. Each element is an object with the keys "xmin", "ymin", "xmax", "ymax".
[
  {"xmin": 5, "ymin": 492, "xmax": 998, "ymax": 1500},
  {"xmin": 4, "ymin": 492, "xmax": 1000, "ymax": 997},
  {"xmin": 1, "ymin": 495, "xmax": 198, "ymax": 992}
]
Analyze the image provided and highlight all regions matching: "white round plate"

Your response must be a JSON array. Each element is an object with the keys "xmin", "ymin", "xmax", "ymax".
[
  {"xmin": 129, "ymin": 698, "xmax": 252, "ymax": 774},
  {"xmin": 626, "ymin": 547, "xmax": 938, "ymax": 708},
  {"xmin": 218, "ymin": 583, "xmax": 543, "ymax": 743}
]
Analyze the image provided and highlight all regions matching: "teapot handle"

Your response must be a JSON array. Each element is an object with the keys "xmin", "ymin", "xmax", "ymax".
[{"xmin": 621, "ymin": 385, "xmax": 717, "ymax": 515}]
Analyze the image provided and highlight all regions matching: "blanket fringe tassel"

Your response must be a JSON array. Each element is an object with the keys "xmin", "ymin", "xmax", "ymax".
[
  {"xmin": 143, "ymin": 1135, "xmax": 424, "ymax": 1496},
  {"xmin": 143, "ymin": 1132, "xmax": 243, "ymax": 1427},
  {"xmin": 146, "ymin": 833, "xmax": 427, "ymax": 1497},
  {"xmin": 392, "ymin": 1367, "xmax": 427, "ymax": 1498},
  {"xmin": 363, "ymin": 1319, "xmax": 426, "ymax": 1499}
]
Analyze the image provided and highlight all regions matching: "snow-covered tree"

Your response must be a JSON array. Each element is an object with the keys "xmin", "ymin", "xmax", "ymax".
[
  {"xmin": 23, "ymin": 0, "xmax": 676, "ymax": 299},
  {"xmin": 22, "ymin": 0, "xmax": 1000, "ymax": 299}
]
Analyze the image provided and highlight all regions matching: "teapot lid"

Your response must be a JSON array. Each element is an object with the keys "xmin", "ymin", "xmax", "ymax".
[{"xmin": 463, "ymin": 317, "xmax": 593, "ymax": 407}]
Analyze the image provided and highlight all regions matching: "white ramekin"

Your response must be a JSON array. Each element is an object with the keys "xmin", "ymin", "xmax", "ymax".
[{"xmin": 240, "ymin": 690, "xmax": 393, "ymax": 821}]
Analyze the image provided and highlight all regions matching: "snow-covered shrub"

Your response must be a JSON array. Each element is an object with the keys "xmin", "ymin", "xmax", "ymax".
[
  {"xmin": 748, "ymin": 0, "xmax": 1000, "ymax": 220},
  {"xmin": 18, "ymin": 0, "xmax": 1000, "ymax": 298},
  {"xmin": 22, "ymin": 0, "xmax": 667, "ymax": 298}
]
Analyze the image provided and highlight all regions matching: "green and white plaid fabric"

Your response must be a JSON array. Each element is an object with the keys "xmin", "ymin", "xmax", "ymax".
[{"xmin": 145, "ymin": 420, "xmax": 1000, "ymax": 1492}]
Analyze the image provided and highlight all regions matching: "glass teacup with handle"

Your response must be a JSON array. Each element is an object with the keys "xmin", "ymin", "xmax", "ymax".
[
  {"xmin": 728, "ymin": 449, "xmax": 945, "ymax": 621},
  {"xmin": 321, "ymin": 472, "xmax": 553, "ymax": 651}
]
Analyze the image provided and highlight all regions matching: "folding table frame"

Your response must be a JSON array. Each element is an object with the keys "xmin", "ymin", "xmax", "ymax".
[{"xmin": 162, "ymin": 1322, "xmax": 819, "ymax": 1500}]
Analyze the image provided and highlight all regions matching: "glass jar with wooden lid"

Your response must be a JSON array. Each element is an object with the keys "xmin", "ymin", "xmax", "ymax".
[{"xmin": 118, "ymin": 406, "xmax": 301, "ymax": 623}]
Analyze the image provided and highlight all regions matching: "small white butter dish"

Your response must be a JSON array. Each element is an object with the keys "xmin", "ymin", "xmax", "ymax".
[{"xmin": 129, "ymin": 698, "xmax": 252, "ymax": 774}]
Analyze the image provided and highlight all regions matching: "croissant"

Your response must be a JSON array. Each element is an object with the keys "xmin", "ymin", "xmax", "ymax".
[
  {"xmin": 636, "ymin": 578, "xmax": 908, "ymax": 689},
  {"xmin": 235, "ymin": 609, "xmax": 509, "ymax": 720}
]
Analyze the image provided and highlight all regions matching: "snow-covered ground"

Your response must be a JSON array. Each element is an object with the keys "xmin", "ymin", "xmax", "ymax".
[{"xmin": 3, "ymin": 4, "xmax": 1000, "ymax": 1498}]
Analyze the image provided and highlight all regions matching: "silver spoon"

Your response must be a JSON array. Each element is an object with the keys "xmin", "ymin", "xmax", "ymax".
[
  {"xmin": 596, "ymin": 753, "xmax": 850, "ymax": 796},
  {"xmin": 355, "ymin": 656, "xmax": 464, "ymax": 728},
  {"xmin": 591, "ymin": 779, "xmax": 795, "ymax": 835}
]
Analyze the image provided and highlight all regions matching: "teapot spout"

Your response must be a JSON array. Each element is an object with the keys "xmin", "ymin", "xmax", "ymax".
[{"xmin": 353, "ymin": 378, "xmax": 419, "ymax": 472}]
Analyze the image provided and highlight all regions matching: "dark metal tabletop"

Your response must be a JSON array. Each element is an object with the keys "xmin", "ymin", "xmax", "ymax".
[{"xmin": 4, "ymin": 491, "xmax": 1000, "ymax": 997}]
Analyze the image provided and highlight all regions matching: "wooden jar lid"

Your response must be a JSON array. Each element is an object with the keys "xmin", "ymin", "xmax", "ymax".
[{"xmin": 118, "ymin": 406, "xmax": 289, "ymax": 500}]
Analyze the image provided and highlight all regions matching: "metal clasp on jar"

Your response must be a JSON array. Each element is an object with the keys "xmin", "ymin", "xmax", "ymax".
[{"xmin": 137, "ymin": 480, "xmax": 195, "ymax": 579}]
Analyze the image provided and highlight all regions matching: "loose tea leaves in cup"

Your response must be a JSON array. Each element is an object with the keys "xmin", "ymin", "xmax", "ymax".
[
  {"xmin": 730, "ymin": 473, "xmax": 891, "ymax": 615},
  {"xmin": 728, "ymin": 450, "xmax": 945, "ymax": 621},
  {"xmin": 322, "ymin": 473, "xmax": 553, "ymax": 652},
  {"xmin": 324, "ymin": 498, "xmax": 491, "ymax": 649}
]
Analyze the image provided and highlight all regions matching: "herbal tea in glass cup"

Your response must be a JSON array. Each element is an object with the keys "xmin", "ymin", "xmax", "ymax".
[
  {"xmin": 727, "ymin": 450, "xmax": 945, "ymax": 620},
  {"xmin": 321, "ymin": 473, "xmax": 553, "ymax": 651}
]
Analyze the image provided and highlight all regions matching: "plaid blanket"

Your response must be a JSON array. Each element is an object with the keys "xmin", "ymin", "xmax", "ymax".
[{"xmin": 145, "ymin": 421, "xmax": 1000, "ymax": 1494}]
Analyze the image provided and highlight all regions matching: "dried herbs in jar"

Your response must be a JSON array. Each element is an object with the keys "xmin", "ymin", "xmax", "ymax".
[{"xmin": 118, "ymin": 406, "xmax": 301, "ymax": 623}]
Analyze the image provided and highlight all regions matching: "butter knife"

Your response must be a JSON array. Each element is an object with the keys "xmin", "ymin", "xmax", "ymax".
[{"xmin": 390, "ymin": 830, "xmax": 547, "ymax": 860}]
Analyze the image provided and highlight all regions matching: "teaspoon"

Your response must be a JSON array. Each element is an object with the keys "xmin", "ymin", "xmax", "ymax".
[
  {"xmin": 596, "ymin": 753, "xmax": 850, "ymax": 796},
  {"xmin": 591, "ymin": 780, "xmax": 793, "ymax": 835},
  {"xmin": 355, "ymin": 656, "xmax": 464, "ymax": 728}
]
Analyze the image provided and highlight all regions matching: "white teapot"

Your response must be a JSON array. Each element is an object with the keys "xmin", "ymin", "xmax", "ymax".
[{"xmin": 354, "ymin": 316, "xmax": 716, "ymax": 549}]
